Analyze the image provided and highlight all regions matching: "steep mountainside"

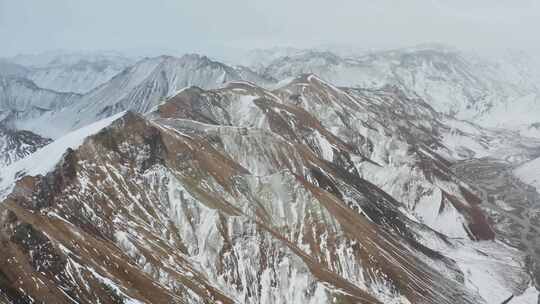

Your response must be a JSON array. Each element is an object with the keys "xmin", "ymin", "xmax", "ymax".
[
  {"xmin": 453, "ymin": 158, "xmax": 540, "ymax": 287},
  {"xmin": 0, "ymin": 77, "xmax": 82, "ymax": 142},
  {"xmin": 260, "ymin": 46, "xmax": 540, "ymax": 131},
  {"xmin": 0, "ymin": 76, "xmax": 537, "ymax": 303},
  {"xmin": 3, "ymin": 55, "xmax": 272, "ymax": 139}
]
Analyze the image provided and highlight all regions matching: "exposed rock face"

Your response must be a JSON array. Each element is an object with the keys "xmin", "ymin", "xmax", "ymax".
[{"xmin": 0, "ymin": 76, "xmax": 536, "ymax": 303}]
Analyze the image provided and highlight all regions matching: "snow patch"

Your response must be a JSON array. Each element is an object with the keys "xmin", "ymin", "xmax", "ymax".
[{"xmin": 515, "ymin": 156, "xmax": 540, "ymax": 191}]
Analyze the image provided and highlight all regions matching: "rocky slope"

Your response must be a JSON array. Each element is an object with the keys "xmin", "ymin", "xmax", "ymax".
[
  {"xmin": 1, "ymin": 54, "xmax": 273, "ymax": 139},
  {"xmin": 4, "ymin": 46, "xmax": 540, "ymax": 138},
  {"xmin": 454, "ymin": 159, "xmax": 540, "ymax": 284},
  {"xmin": 260, "ymin": 46, "xmax": 540, "ymax": 132},
  {"xmin": 0, "ymin": 75, "xmax": 537, "ymax": 303}
]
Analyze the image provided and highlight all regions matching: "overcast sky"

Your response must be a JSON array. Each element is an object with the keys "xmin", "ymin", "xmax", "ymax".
[{"xmin": 1, "ymin": 0, "xmax": 539, "ymax": 58}]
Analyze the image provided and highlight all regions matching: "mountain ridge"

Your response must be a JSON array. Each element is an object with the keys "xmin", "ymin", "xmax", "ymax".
[
  {"xmin": 1, "ymin": 73, "xmax": 537, "ymax": 302},
  {"xmin": 1, "ymin": 46, "xmax": 540, "ymax": 303}
]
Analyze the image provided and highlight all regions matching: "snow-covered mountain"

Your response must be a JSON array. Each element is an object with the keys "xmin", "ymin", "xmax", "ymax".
[
  {"xmin": 237, "ymin": 47, "xmax": 306, "ymax": 71},
  {"xmin": 6, "ymin": 51, "xmax": 135, "ymax": 94},
  {"xmin": 515, "ymin": 156, "xmax": 540, "ymax": 190},
  {"xmin": 25, "ymin": 58, "xmax": 133, "ymax": 94},
  {"xmin": 0, "ymin": 123, "xmax": 51, "ymax": 168},
  {"xmin": 0, "ymin": 60, "xmax": 30, "ymax": 78},
  {"xmin": 0, "ymin": 73, "xmax": 538, "ymax": 303},
  {"xmin": 0, "ymin": 76, "xmax": 82, "ymax": 132},
  {"xmin": 9, "ymin": 50, "xmax": 129, "ymax": 68},
  {"xmin": 4, "ymin": 46, "xmax": 540, "ymax": 138},
  {"xmin": 260, "ymin": 46, "xmax": 540, "ymax": 132},
  {"xmin": 1, "ymin": 46, "xmax": 540, "ymax": 303},
  {"xmin": 7, "ymin": 54, "xmax": 273, "ymax": 138}
]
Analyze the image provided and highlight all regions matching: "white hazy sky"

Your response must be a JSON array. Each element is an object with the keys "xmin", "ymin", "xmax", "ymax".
[{"xmin": 1, "ymin": 0, "xmax": 539, "ymax": 57}]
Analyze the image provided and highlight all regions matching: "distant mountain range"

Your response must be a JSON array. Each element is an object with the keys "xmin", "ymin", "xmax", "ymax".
[
  {"xmin": 256, "ymin": 46, "xmax": 540, "ymax": 131},
  {"xmin": 3, "ymin": 46, "xmax": 540, "ymax": 137}
]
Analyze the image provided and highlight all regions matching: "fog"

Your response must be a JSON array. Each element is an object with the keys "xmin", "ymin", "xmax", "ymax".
[{"xmin": 1, "ymin": 0, "xmax": 539, "ymax": 57}]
